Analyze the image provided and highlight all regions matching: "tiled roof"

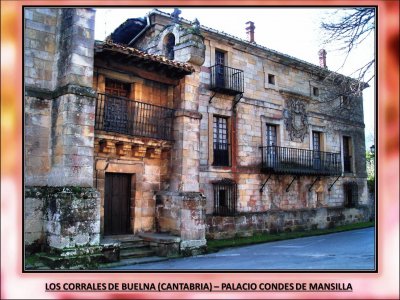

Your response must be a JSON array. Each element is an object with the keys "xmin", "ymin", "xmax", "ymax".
[{"xmin": 94, "ymin": 40, "xmax": 195, "ymax": 74}]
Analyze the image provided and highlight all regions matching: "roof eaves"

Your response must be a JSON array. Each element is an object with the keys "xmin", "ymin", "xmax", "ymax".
[
  {"xmin": 148, "ymin": 9, "xmax": 368, "ymax": 87},
  {"xmin": 95, "ymin": 41, "xmax": 195, "ymax": 73}
]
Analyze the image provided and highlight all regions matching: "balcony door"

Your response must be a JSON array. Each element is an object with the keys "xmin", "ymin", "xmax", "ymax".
[
  {"xmin": 343, "ymin": 136, "xmax": 352, "ymax": 172},
  {"xmin": 104, "ymin": 79, "xmax": 130, "ymax": 134},
  {"xmin": 266, "ymin": 124, "xmax": 277, "ymax": 167},
  {"xmin": 312, "ymin": 131, "xmax": 321, "ymax": 169},
  {"xmin": 215, "ymin": 50, "xmax": 225, "ymax": 88}
]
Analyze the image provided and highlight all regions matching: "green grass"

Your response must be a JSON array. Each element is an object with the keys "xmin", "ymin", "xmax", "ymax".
[{"xmin": 207, "ymin": 221, "xmax": 375, "ymax": 252}]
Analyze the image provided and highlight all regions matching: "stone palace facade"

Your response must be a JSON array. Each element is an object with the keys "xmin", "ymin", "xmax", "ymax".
[{"xmin": 24, "ymin": 8, "xmax": 371, "ymax": 264}]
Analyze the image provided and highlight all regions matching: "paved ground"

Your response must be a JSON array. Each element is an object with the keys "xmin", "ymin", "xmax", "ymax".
[{"xmin": 109, "ymin": 227, "xmax": 375, "ymax": 271}]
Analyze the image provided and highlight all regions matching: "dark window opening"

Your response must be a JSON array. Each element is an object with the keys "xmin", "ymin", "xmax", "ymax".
[
  {"xmin": 213, "ymin": 178, "xmax": 237, "ymax": 216},
  {"xmin": 215, "ymin": 50, "xmax": 225, "ymax": 88},
  {"xmin": 268, "ymin": 74, "xmax": 275, "ymax": 85},
  {"xmin": 164, "ymin": 34, "xmax": 175, "ymax": 60},
  {"xmin": 313, "ymin": 131, "xmax": 321, "ymax": 169},
  {"xmin": 340, "ymin": 95, "xmax": 350, "ymax": 107},
  {"xmin": 343, "ymin": 136, "xmax": 352, "ymax": 172},
  {"xmin": 265, "ymin": 124, "xmax": 277, "ymax": 167},
  {"xmin": 313, "ymin": 86, "xmax": 319, "ymax": 97},
  {"xmin": 213, "ymin": 116, "xmax": 230, "ymax": 166},
  {"xmin": 344, "ymin": 182, "xmax": 358, "ymax": 208}
]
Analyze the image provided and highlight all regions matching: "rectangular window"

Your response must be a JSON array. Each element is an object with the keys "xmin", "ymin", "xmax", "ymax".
[
  {"xmin": 215, "ymin": 50, "xmax": 225, "ymax": 66},
  {"xmin": 340, "ymin": 95, "xmax": 350, "ymax": 108},
  {"xmin": 213, "ymin": 116, "xmax": 230, "ymax": 166},
  {"xmin": 312, "ymin": 86, "xmax": 319, "ymax": 97},
  {"xmin": 344, "ymin": 182, "xmax": 358, "ymax": 208},
  {"xmin": 215, "ymin": 50, "xmax": 225, "ymax": 88},
  {"xmin": 103, "ymin": 79, "xmax": 130, "ymax": 133},
  {"xmin": 105, "ymin": 78, "xmax": 130, "ymax": 97},
  {"xmin": 343, "ymin": 136, "xmax": 352, "ymax": 172},
  {"xmin": 312, "ymin": 131, "xmax": 321, "ymax": 151},
  {"xmin": 266, "ymin": 124, "xmax": 277, "ymax": 146},
  {"xmin": 268, "ymin": 74, "xmax": 275, "ymax": 85},
  {"xmin": 265, "ymin": 124, "xmax": 277, "ymax": 167},
  {"xmin": 312, "ymin": 131, "xmax": 321, "ymax": 169},
  {"xmin": 213, "ymin": 179, "xmax": 237, "ymax": 216}
]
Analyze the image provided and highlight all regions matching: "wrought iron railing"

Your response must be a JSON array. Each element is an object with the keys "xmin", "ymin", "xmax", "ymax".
[
  {"xmin": 210, "ymin": 64, "xmax": 244, "ymax": 95},
  {"xmin": 260, "ymin": 145, "xmax": 342, "ymax": 176},
  {"xmin": 95, "ymin": 93, "xmax": 175, "ymax": 140}
]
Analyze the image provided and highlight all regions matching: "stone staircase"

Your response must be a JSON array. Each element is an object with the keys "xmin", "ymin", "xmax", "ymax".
[{"xmin": 105, "ymin": 235, "xmax": 156, "ymax": 260}]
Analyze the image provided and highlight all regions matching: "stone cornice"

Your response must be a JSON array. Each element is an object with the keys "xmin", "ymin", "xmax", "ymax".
[
  {"xmin": 174, "ymin": 109, "xmax": 202, "ymax": 119},
  {"xmin": 25, "ymin": 84, "xmax": 96, "ymax": 100}
]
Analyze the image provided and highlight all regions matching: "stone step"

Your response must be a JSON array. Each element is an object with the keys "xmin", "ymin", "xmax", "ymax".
[
  {"xmin": 102, "ymin": 235, "xmax": 142, "ymax": 243},
  {"xmin": 120, "ymin": 248, "xmax": 156, "ymax": 259},
  {"xmin": 119, "ymin": 241, "xmax": 147, "ymax": 249},
  {"xmin": 100, "ymin": 256, "xmax": 169, "ymax": 269}
]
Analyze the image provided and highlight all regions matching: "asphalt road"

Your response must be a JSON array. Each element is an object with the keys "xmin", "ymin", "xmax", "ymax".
[{"xmin": 111, "ymin": 227, "xmax": 375, "ymax": 271}]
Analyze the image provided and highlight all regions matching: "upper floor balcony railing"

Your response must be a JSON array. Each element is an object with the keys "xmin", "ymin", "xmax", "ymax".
[
  {"xmin": 260, "ymin": 145, "xmax": 342, "ymax": 176},
  {"xmin": 95, "ymin": 93, "xmax": 175, "ymax": 141},
  {"xmin": 210, "ymin": 64, "xmax": 244, "ymax": 95}
]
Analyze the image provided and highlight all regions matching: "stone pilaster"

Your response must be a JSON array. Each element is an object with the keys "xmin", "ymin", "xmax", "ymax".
[{"xmin": 170, "ymin": 65, "xmax": 204, "ymax": 192}]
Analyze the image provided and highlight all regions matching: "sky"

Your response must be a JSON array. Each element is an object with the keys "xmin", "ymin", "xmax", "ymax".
[{"xmin": 94, "ymin": 7, "xmax": 375, "ymax": 149}]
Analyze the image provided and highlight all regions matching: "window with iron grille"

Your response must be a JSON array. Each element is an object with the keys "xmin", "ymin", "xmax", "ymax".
[
  {"xmin": 213, "ymin": 116, "xmax": 230, "ymax": 166},
  {"xmin": 213, "ymin": 178, "xmax": 237, "ymax": 216},
  {"xmin": 343, "ymin": 182, "xmax": 358, "ymax": 208}
]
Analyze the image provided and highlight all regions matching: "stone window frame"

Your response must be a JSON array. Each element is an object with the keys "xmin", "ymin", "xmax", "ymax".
[
  {"xmin": 94, "ymin": 160, "xmax": 143, "ymax": 234},
  {"xmin": 208, "ymin": 113, "xmax": 232, "ymax": 168},
  {"xmin": 309, "ymin": 80, "xmax": 323, "ymax": 100},
  {"xmin": 308, "ymin": 125, "xmax": 326, "ymax": 152},
  {"xmin": 260, "ymin": 115, "xmax": 283, "ymax": 147},
  {"xmin": 208, "ymin": 41, "xmax": 232, "ymax": 68},
  {"xmin": 263, "ymin": 67, "xmax": 279, "ymax": 90},
  {"xmin": 207, "ymin": 107, "xmax": 233, "ymax": 168}
]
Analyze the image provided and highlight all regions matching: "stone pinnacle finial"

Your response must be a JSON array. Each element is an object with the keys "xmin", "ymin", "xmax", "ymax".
[
  {"xmin": 171, "ymin": 8, "xmax": 182, "ymax": 23},
  {"xmin": 192, "ymin": 18, "xmax": 200, "ymax": 34}
]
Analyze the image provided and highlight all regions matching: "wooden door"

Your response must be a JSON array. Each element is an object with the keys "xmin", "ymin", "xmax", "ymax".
[{"xmin": 104, "ymin": 173, "xmax": 132, "ymax": 235}]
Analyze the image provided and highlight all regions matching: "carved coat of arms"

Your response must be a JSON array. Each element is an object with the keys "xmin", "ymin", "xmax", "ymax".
[{"xmin": 284, "ymin": 99, "xmax": 309, "ymax": 142}]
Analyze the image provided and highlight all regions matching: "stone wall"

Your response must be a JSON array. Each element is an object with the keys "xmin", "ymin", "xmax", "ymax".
[
  {"xmin": 196, "ymin": 29, "xmax": 368, "ymax": 216},
  {"xmin": 25, "ymin": 187, "xmax": 100, "ymax": 249},
  {"xmin": 156, "ymin": 191, "xmax": 207, "ymax": 255},
  {"xmin": 207, "ymin": 206, "xmax": 371, "ymax": 240}
]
